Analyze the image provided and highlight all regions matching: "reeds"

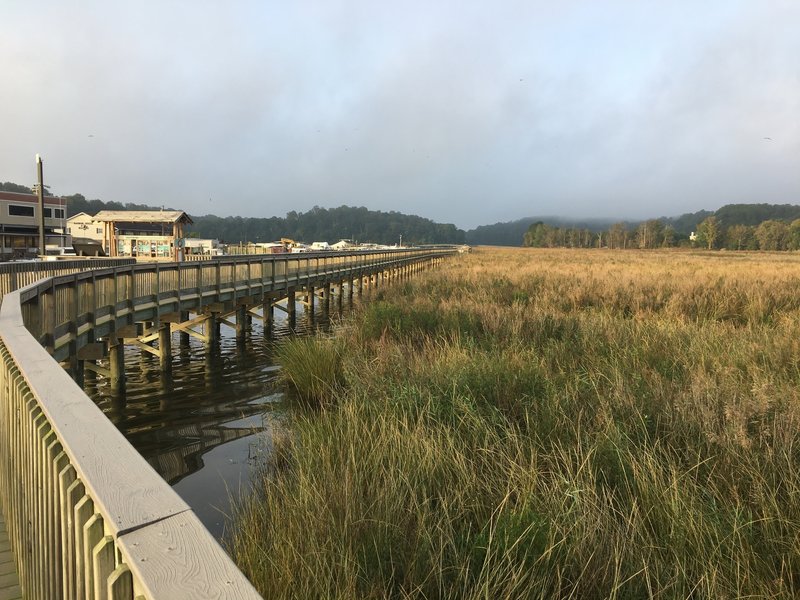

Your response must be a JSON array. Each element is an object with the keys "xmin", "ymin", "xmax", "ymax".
[
  {"xmin": 275, "ymin": 335, "xmax": 345, "ymax": 408},
  {"xmin": 230, "ymin": 248, "xmax": 800, "ymax": 599}
]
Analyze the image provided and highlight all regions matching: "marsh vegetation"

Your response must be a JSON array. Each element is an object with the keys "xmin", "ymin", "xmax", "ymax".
[{"xmin": 231, "ymin": 247, "xmax": 800, "ymax": 599}]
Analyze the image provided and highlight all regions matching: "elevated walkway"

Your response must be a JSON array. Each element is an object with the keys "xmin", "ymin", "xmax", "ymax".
[{"xmin": 0, "ymin": 248, "xmax": 455, "ymax": 599}]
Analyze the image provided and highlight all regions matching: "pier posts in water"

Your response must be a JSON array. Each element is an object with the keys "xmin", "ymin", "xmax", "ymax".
[
  {"xmin": 179, "ymin": 311, "xmax": 190, "ymax": 347},
  {"xmin": 109, "ymin": 338, "xmax": 125, "ymax": 394},
  {"xmin": 323, "ymin": 283, "xmax": 331, "ymax": 316},
  {"xmin": 158, "ymin": 322, "xmax": 172, "ymax": 372},
  {"xmin": 236, "ymin": 305, "xmax": 248, "ymax": 342},
  {"xmin": 205, "ymin": 313, "xmax": 220, "ymax": 346},
  {"xmin": 287, "ymin": 287, "xmax": 296, "ymax": 329},
  {"xmin": 263, "ymin": 296, "xmax": 273, "ymax": 336}
]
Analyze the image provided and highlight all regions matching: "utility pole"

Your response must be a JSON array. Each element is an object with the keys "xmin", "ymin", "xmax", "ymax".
[
  {"xmin": 36, "ymin": 154, "xmax": 45, "ymax": 256},
  {"xmin": 399, "ymin": 234, "xmax": 402, "ymax": 248}
]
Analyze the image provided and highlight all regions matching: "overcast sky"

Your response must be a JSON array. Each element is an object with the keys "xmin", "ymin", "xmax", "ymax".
[{"xmin": 1, "ymin": 1, "xmax": 798, "ymax": 229}]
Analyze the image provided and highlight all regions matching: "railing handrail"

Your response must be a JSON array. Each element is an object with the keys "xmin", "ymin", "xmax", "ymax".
[
  {"xmin": 0, "ymin": 289, "xmax": 263, "ymax": 598},
  {"xmin": 0, "ymin": 257, "xmax": 136, "ymax": 301}
]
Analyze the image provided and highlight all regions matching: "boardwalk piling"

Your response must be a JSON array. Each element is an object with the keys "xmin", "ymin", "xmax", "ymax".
[
  {"xmin": 158, "ymin": 323, "xmax": 172, "ymax": 372},
  {"xmin": 108, "ymin": 338, "xmax": 125, "ymax": 394},
  {"xmin": 287, "ymin": 287, "xmax": 296, "ymax": 329}
]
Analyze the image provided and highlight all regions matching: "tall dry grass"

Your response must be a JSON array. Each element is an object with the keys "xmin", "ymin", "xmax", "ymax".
[{"xmin": 230, "ymin": 248, "xmax": 800, "ymax": 599}]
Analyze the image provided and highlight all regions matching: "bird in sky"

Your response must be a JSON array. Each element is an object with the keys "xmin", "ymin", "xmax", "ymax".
[{"xmin": 763, "ymin": 137, "xmax": 773, "ymax": 141}]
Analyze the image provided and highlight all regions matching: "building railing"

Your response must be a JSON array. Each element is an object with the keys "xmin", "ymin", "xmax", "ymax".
[{"xmin": 0, "ymin": 248, "xmax": 455, "ymax": 599}]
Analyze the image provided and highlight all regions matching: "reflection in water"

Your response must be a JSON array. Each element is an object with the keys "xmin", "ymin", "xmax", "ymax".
[{"xmin": 85, "ymin": 300, "xmax": 348, "ymax": 539}]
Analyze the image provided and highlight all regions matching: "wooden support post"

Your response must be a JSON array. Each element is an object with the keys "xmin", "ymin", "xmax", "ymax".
[
  {"xmin": 287, "ymin": 287, "xmax": 296, "ymax": 329},
  {"xmin": 308, "ymin": 286, "xmax": 315, "ymax": 313},
  {"xmin": 108, "ymin": 338, "xmax": 125, "ymax": 394},
  {"xmin": 323, "ymin": 283, "xmax": 331, "ymax": 315},
  {"xmin": 263, "ymin": 296, "xmax": 273, "ymax": 337},
  {"xmin": 72, "ymin": 356, "xmax": 85, "ymax": 388},
  {"xmin": 358, "ymin": 275, "xmax": 363, "ymax": 297},
  {"xmin": 337, "ymin": 281, "xmax": 344, "ymax": 312},
  {"xmin": 179, "ymin": 310, "xmax": 190, "ymax": 347},
  {"xmin": 205, "ymin": 312, "xmax": 219, "ymax": 346},
  {"xmin": 82, "ymin": 335, "xmax": 98, "ymax": 387},
  {"xmin": 158, "ymin": 323, "xmax": 172, "ymax": 372},
  {"xmin": 348, "ymin": 278, "xmax": 354, "ymax": 305},
  {"xmin": 236, "ymin": 305, "xmax": 247, "ymax": 342}
]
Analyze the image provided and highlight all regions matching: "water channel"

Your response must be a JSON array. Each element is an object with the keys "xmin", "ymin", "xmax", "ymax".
[{"xmin": 84, "ymin": 301, "xmax": 346, "ymax": 540}]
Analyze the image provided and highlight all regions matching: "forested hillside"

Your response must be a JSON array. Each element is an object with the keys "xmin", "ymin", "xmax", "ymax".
[
  {"xmin": 523, "ymin": 204, "xmax": 800, "ymax": 251},
  {"xmin": 58, "ymin": 192, "xmax": 465, "ymax": 245},
  {"xmin": 471, "ymin": 204, "xmax": 800, "ymax": 247},
  {"xmin": 465, "ymin": 218, "xmax": 539, "ymax": 246},
  {"xmin": 188, "ymin": 205, "xmax": 465, "ymax": 245}
]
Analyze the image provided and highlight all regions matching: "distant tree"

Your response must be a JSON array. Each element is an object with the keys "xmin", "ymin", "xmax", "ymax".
[
  {"xmin": 636, "ymin": 219, "xmax": 664, "ymax": 249},
  {"xmin": 664, "ymin": 209, "xmax": 714, "ymax": 235},
  {"xmin": 661, "ymin": 225, "xmax": 675, "ymax": 247},
  {"xmin": 724, "ymin": 224, "xmax": 755, "ymax": 250},
  {"xmin": 0, "ymin": 182, "xmax": 33, "ymax": 194},
  {"xmin": 788, "ymin": 219, "xmax": 800, "ymax": 251},
  {"xmin": 755, "ymin": 220, "xmax": 790, "ymax": 251},
  {"xmin": 523, "ymin": 222, "xmax": 551, "ymax": 247},
  {"xmin": 608, "ymin": 222, "xmax": 628, "ymax": 249},
  {"xmin": 716, "ymin": 203, "xmax": 800, "ymax": 227},
  {"xmin": 696, "ymin": 216, "xmax": 721, "ymax": 250}
]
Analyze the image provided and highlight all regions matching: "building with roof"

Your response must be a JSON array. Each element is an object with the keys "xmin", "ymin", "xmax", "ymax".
[
  {"xmin": 91, "ymin": 210, "xmax": 194, "ymax": 260},
  {"xmin": 0, "ymin": 191, "xmax": 68, "ymax": 260},
  {"xmin": 66, "ymin": 212, "xmax": 104, "ymax": 243}
]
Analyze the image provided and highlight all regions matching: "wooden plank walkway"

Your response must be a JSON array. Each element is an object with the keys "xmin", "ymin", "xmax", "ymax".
[{"xmin": 0, "ymin": 513, "xmax": 21, "ymax": 600}]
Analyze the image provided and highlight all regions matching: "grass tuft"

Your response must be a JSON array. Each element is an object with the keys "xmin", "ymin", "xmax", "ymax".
[{"xmin": 276, "ymin": 335, "xmax": 345, "ymax": 408}]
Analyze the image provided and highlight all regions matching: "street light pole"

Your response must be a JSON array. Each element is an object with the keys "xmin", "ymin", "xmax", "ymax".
[{"xmin": 36, "ymin": 154, "xmax": 45, "ymax": 256}]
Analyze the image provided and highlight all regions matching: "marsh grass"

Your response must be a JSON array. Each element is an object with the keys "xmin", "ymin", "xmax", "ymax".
[
  {"xmin": 231, "ymin": 248, "xmax": 800, "ymax": 598},
  {"xmin": 276, "ymin": 335, "xmax": 346, "ymax": 408}
]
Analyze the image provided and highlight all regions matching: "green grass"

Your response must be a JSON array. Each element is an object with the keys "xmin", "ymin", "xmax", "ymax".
[
  {"xmin": 275, "ymin": 335, "xmax": 345, "ymax": 408},
  {"xmin": 230, "ymin": 248, "xmax": 800, "ymax": 599}
]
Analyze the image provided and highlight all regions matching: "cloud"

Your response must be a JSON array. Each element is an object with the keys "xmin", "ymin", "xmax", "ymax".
[{"xmin": 1, "ymin": 1, "xmax": 797, "ymax": 229}]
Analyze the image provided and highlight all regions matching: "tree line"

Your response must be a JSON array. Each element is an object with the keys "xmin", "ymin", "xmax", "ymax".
[
  {"xmin": 1, "ymin": 182, "xmax": 466, "ymax": 245},
  {"xmin": 523, "ymin": 216, "xmax": 800, "ymax": 251},
  {"xmin": 59, "ymin": 192, "xmax": 465, "ymax": 245}
]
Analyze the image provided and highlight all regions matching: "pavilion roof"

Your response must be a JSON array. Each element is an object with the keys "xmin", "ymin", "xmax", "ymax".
[{"xmin": 92, "ymin": 210, "xmax": 193, "ymax": 225}]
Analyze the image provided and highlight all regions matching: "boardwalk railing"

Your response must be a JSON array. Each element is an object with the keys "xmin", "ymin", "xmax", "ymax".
[
  {"xmin": 18, "ymin": 248, "xmax": 453, "ymax": 361},
  {"xmin": 0, "ymin": 248, "xmax": 454, "ymax": 599},
  {"xmin": 0, "ymin": 258, "xmax": 135, "ymax": 300}
]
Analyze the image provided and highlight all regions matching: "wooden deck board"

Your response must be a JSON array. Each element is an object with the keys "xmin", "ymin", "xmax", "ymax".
[{"xmin": 0, "ymin": 513, "xmax": 21, "ymax": 600}]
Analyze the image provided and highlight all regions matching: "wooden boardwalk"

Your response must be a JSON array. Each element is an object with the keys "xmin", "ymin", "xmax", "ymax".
[{"xmin": 0, "ymin": 513, "xmax": 21, "ymax": 600}]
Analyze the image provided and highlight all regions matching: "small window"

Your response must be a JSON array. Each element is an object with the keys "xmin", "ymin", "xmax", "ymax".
[
  {"xmin": 44, "ymin": 208, "xmax": 52, "ymax": 218},
  {"xmin": 54, "ymin": 208, "xmax": 64, "ymax": 219},
  {"xmin": 9, "ymin": 204, "xmax": 34, "ymax": 217},
  {"xmin": 96, "ymin": 228, "xmax": 102, "ymax": 234},
  {"xmin": 67, "ymin": 227, "xmax": 71, "ymax": 233}
]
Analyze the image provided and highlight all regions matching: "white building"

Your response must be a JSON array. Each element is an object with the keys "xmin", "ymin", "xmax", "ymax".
[{"xmin": 66, "ymin": 212, "xmax": 104, "ymax": 242}]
